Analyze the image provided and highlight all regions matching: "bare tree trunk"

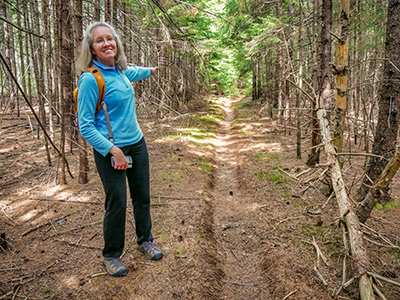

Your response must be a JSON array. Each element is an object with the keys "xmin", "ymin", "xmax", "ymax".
[
  {"xmin": 72, "ymin": 0, "xmax": 88, "ymax": 184},
  {"xmin": 359, "ymin": 0, "xmax": 400, "ymax": 200},
  {"xmin": 319, "ymin": 0, "xmax": 332, "ymax": 111},
  {"xmin": 23, "ymin": 0, "xmax": 33, "ymax": 107},
  {"xmin": 2, "ymin": 2, "xmax": 16, "ymax": 112},
  {"xmin": 42, "ymin": 0, "xmax": 54, "ymax": 139},
  {"xmin": 332, "ymin": 0, "xmax": 350, "ymax": 164},
  {"xmin": 60, "ymin": 0, "xmax": 73, "ymax": 184},
  {"xmin": 296, "ymin": 1, "xmax": 304, "ymax": 159},
  {"xmin": 16, "ymin": 0, "xmax": 26, "ymax": 114},
  {"xmin": 95, "ymin": 0, "xmax": 101, "ymax": 21},
  {"xmin": 105, "ymin": 0, "xmax": 112, "ymax": 24},
  {"xmin": 353, "ymin": 0, "xmax": 361, "ymax": 146},
  {"xmin": 274, "ymin": 2, "xmax": 283, "ymax": 125},
  {"xmin": 29, "ymin": 0, "xmax": 52, "ymax": 165},
  {"xmin": 307, "ymin": 0, "xmax": 321, "ymax": 166}
]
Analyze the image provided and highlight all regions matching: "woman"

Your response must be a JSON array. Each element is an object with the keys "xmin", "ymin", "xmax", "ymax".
[{"xmin": 76, "ymin": 22, "xmax": 163, "ymax": 277}]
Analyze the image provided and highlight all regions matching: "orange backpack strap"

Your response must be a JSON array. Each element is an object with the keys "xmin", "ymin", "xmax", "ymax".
[{"xmin": 87, "ymin": 66, "xmax": 106, "ymax": 113}]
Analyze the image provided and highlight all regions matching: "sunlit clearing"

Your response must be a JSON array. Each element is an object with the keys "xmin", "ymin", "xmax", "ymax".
[
  {"xmin": 43, "ymin": 185, "xmax": 63, "ymax": 197},
  {"xmin": 239, "ymin": 142, "xmax": 283, "ymax": 153}
]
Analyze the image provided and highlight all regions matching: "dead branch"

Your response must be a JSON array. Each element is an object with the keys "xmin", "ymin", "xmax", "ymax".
[
  {"xmin": 51, "ymin": 237, "xmax": 102, "ymax": 249},
  {"xmin": 356, "ymin": 148, "xmax": 400, "ymax": 223},
  {"xmin": 282, "ymin": 289, "xmax": 297, "ymax": 300},
  {"xmin": 312, "ymin": 236, "xmax": 330, "ymax": 267},
  {"xmin": 316, "ymin": 107, "xmax": 375, "ymax": 299},
  {"xmin": 313, "ymin": 266, "xmax": 328, "ymax": 286},
  {"xmin": 367, "ymin": 272, "xmax": 400, "ymax": 288},
  {"xmin": 372, "ymin": 284, "xmax": 388, "ymax": 300}
]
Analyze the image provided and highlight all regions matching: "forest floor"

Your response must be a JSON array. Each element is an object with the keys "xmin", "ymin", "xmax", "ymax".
[{"xmin": 1, "ymin": 95, "xmax": 400, "ymax": 300}]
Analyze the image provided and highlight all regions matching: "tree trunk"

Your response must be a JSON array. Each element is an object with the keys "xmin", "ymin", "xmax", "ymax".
[
  {"xmin": 23, "ymin": 0, "xmax": 33, "ymax": 107},
  {"xmin": 60, "ymin": 0, "xmax": 73, "ymax": 184},
  {"xmin": 275, "ymin": 2, "xmax": 283, "ymax": 124},
  {"xmin": 332, "ymin": 0, "xmax": 350, "ymax": 164},
  {"xmin": 359, "ymin": 0, "xmax": 400, "ymax": 200},
  {"xmin": 95, "ymin": 0, "xmax": 101, "ymax": 21},
  {"xmin": 306, "ymin": 0, "xmax": 321, "ymax": 166},
  {"xmin": 42, "ymin": 0, "xmax": 54, "ymax": 139},
  {"xmin": 2, "ymin": 2, "xmax": 16, "ymax": 112},
  {"xmin": 72, "ymin": 0, "xmax": 88, "ymax": 184},
  {"xmin": 296, "ymin": 1, "xmax": 304, "ymax": 159},
  {"xmin": 16, "ymin": 0, "xmax": 26, "ymax": 111}
]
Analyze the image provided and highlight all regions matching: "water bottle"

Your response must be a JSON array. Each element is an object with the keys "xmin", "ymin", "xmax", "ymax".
[{"xmin": 111, "ymin": 155, "xmax": 133, "ymax": 168}]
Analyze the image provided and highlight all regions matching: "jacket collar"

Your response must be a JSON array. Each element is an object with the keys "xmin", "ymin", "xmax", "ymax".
[{"xmin": 93, "ymin": 60, "xmax": 118, "ymax": 71}]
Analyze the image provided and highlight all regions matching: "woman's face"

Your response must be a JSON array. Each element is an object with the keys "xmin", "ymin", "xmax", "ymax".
[{"xmin": 90, "ymin": 26, "xmax": 117, "ymax": 67}]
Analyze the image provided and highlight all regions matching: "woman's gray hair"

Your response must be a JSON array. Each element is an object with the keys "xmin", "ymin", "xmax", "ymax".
[{"xmin": 75, "ymin": 21, "xmax": 127, "ymax": 73}]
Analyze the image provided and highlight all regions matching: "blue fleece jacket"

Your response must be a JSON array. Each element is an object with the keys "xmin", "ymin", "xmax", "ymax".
[{"xmin": 78, "ymin": 60, "xmax": 151, "ymax": 156}]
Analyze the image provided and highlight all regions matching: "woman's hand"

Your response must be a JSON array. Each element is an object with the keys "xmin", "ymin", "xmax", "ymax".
[
  {"xmin": 150, "ymin": 67, "xmax": 158, "ymax": 76},
  {"xmin": 109, "ymin": 146, "xmax": 129, "ymax": 170}
]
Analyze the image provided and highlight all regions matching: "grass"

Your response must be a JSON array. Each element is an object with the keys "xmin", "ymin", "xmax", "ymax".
[
  {"xmin": 41, "ymin": 287, "xmax": 52, "ymax": 294},
  {"xmin": 173, "ymin": 246, "xmax": 186, "ymax": 256},
  {"xmin": 375, "ymin": 199, "xmax": 399, "ymax": 211},
  {"xmin": 198, "ymin": 162, "xmax": 213, "ymax": 173},
  {"xmin": 256, "ymin": 169, "xmax": 291, "ymax": 184},
  {"xmin": 254, "ymin": 152, "xmax": 280, "ymax": 160}
]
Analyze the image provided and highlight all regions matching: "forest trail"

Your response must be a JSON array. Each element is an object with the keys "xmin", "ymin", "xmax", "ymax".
[
  {"xmin": 1, "ymin": 95, "xmax": 400, "ymax": 300},
  {"xmin": 211, "ymin": 96, "xmax": 264, "ymax": 299}
]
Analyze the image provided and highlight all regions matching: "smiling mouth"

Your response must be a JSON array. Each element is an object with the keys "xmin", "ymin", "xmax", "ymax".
[{"xmin": 104, "ymin": 49, "xmax": 113, "ymax": 53}]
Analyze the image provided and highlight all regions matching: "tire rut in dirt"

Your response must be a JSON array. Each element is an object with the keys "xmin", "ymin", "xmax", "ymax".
[{"xmin": 209, "ymin": 96, "xmax": 266, "ymax": 299}]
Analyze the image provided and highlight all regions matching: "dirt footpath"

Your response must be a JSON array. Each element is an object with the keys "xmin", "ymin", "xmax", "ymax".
[{"xmin": 1, "ymin": 95, "xmax": 400, "ymax": 299}]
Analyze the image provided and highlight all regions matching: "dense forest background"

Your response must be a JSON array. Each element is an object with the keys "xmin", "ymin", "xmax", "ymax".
[
  {"xmin": 0, "ymin": 0, "xmax": 396, "ymax": 183},
  {"xmin": 1, "ymin": 0, "xmax": 400, "ymax": 299}
]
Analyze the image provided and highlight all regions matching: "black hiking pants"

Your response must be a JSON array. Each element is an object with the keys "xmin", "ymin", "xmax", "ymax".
[{"xmin": 94, "ymin": 137, "xmax": 153, "ymax": 258}]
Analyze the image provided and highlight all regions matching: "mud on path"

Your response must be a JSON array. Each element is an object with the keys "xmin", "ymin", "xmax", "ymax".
[{"xmin": 1, "ymin": 95, "xmax": 400, "ymax": 299}]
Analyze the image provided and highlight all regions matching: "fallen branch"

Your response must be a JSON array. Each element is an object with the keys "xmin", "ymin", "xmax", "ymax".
[
  {"xmin": 51, "ymin": 237, "xmax": 102, "ymax": 249},
  {"xmin": 312, "ymin": 236, "xmax": 330, "ymax": 267},
  {"xmin": 372, "ymin": 283, "xmax": 388, "ymax": 300},
  {"xmin": 367, "ymin": 272, "xmax": 400, "ymax": 287},
  {"xmin": 316, "ymin": 107, "xmax": 375, "ymax": 299},
  {"xmin": 313, "ymin": 266, "xmax": 328, "ymax": 286},
  {"xmin": 282, "ymin": 289, "xmax": 297, "ymax": 300},
  {"xmin": 356, "ymin": 148, "xmax": 400, "ymax": 223}
]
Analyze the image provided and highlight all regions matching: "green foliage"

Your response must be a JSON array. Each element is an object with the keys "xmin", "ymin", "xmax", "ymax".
[
  {"xmin": 375, "ymin": 199, "xmax": 399, "ymax": 211},
  {"xmin": 41, "ymin": 287, "xmax": 52, "ymax": 294},
  {"xmin": 256, "ymin": 169, "xmax": 291, "ymax": 184}
]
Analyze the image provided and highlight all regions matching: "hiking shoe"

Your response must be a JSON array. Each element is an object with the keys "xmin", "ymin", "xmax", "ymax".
[
  {"xmin": 103, "ymin": 257, "xmax": 128, "ymax": 277},
  {"xmin": 137, "ymin": 241, "xmax": 163, "ymax": 261}
]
